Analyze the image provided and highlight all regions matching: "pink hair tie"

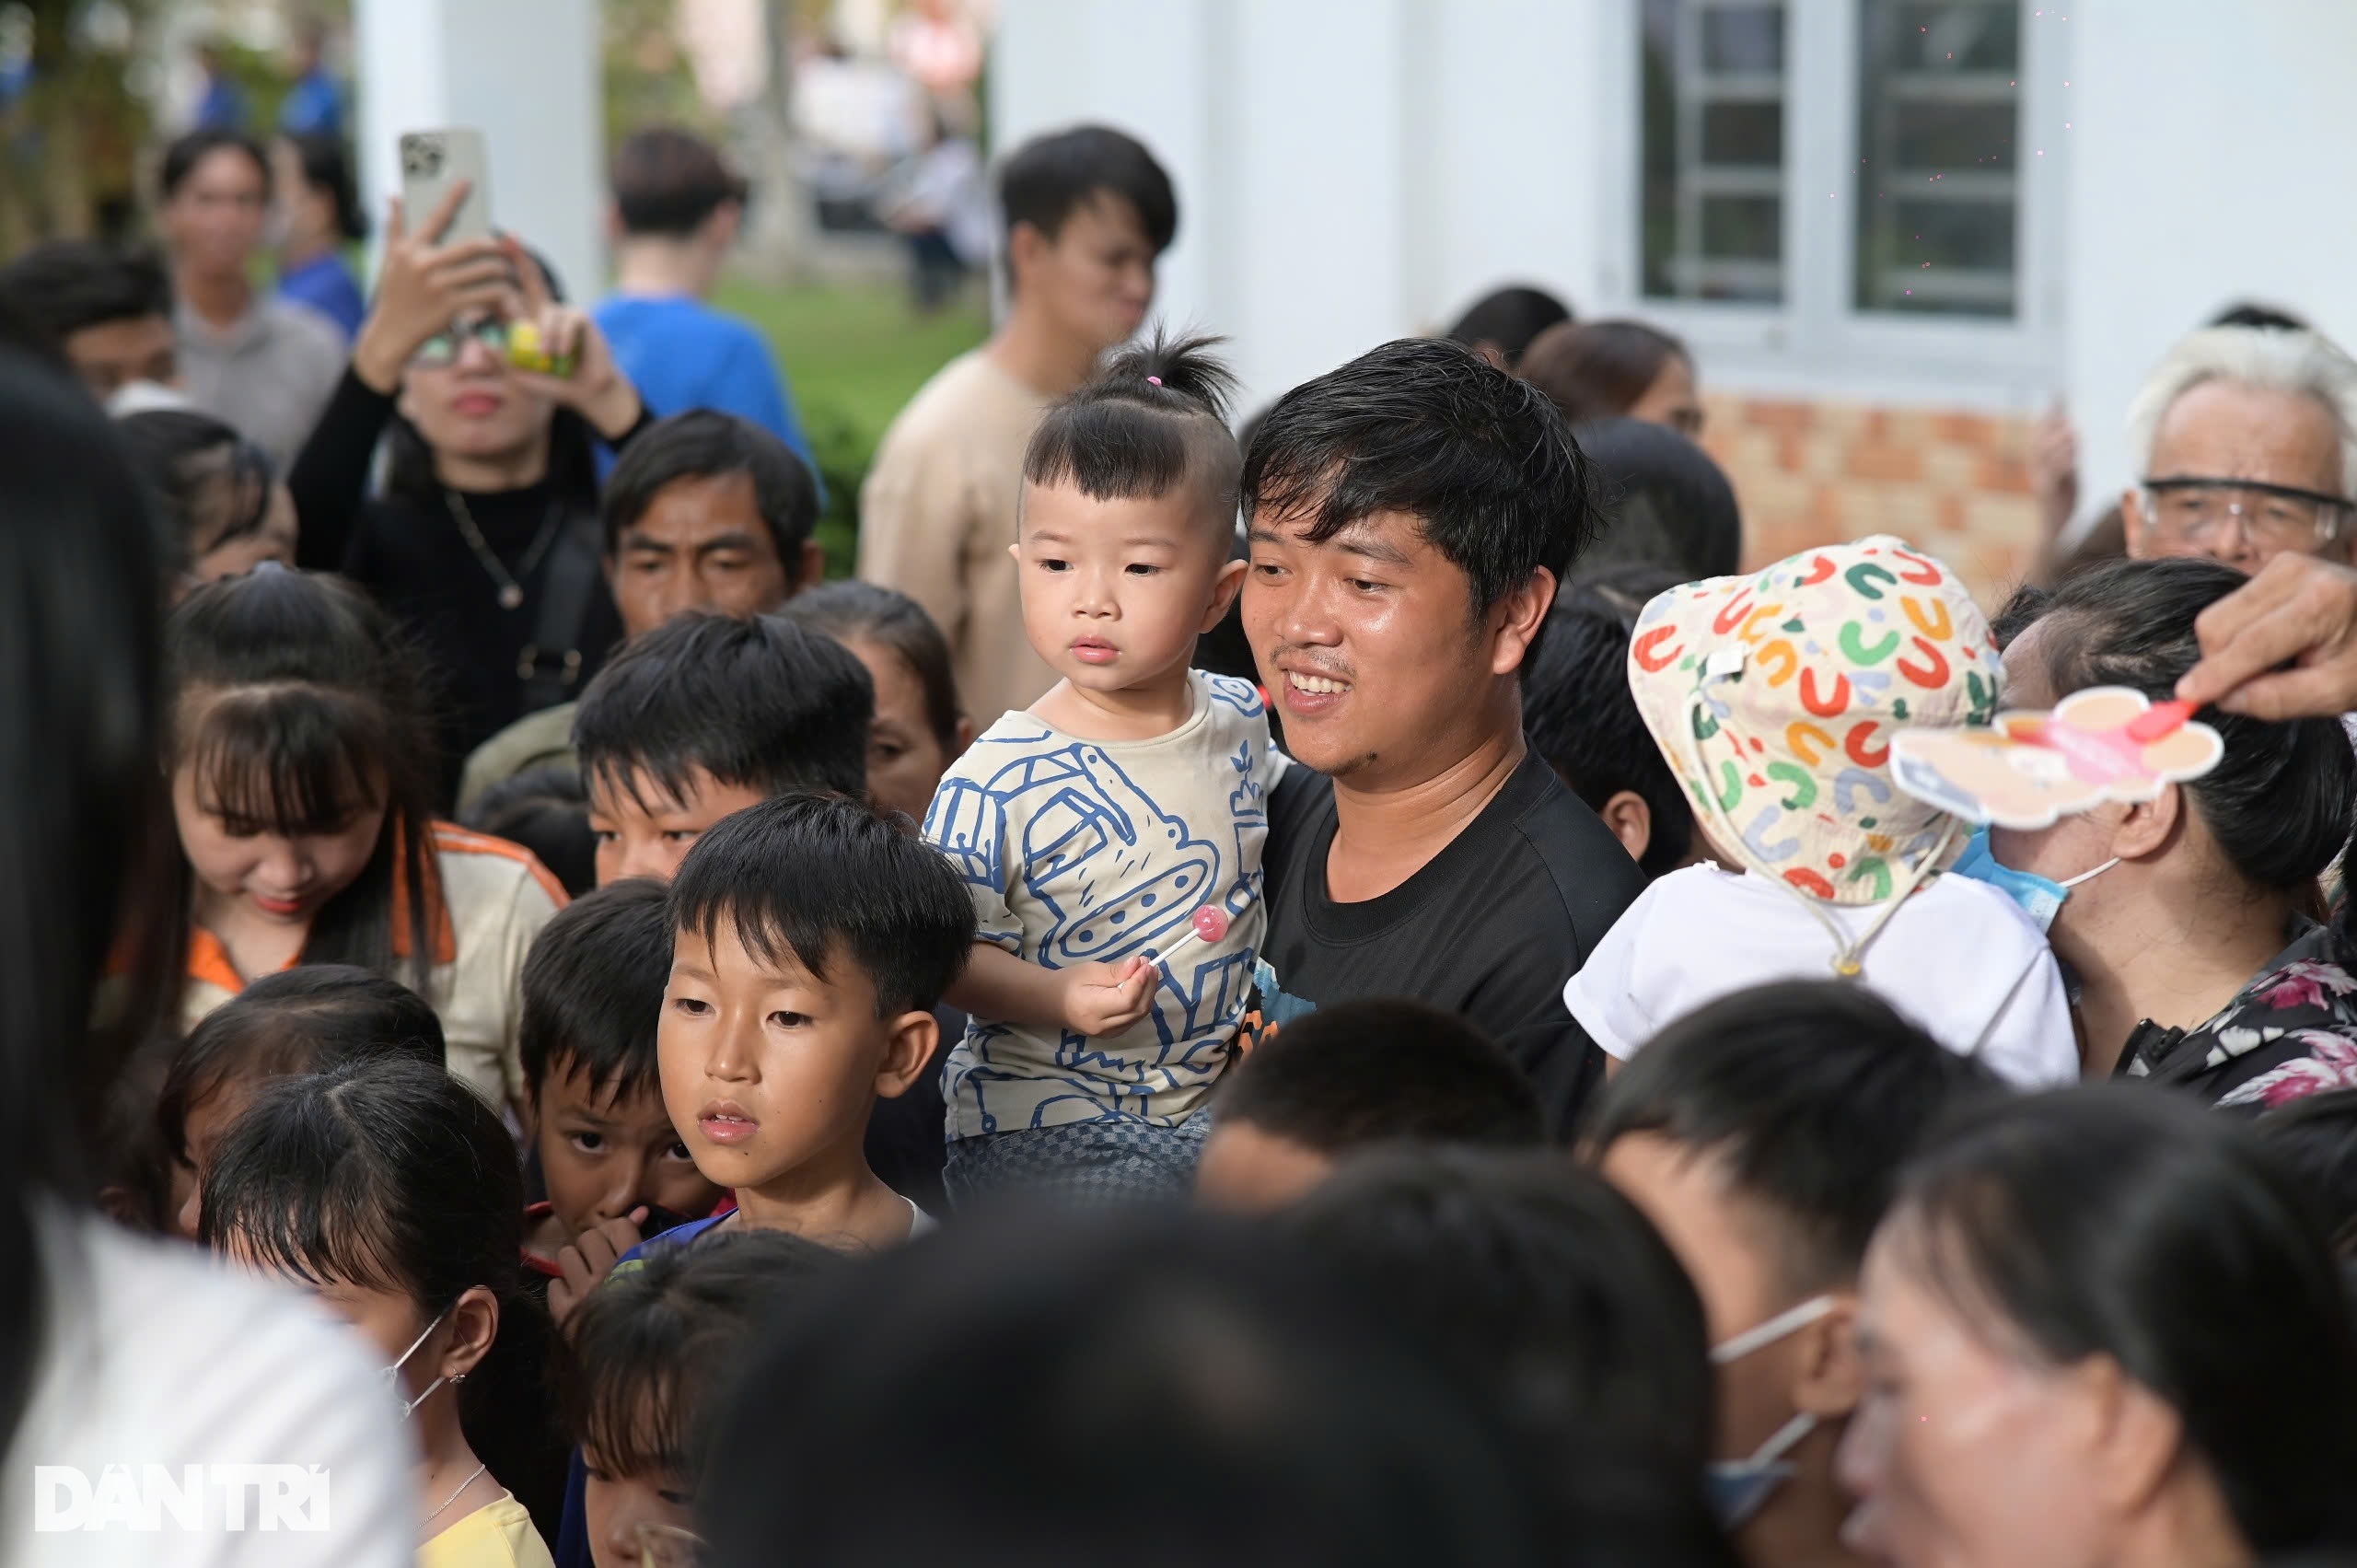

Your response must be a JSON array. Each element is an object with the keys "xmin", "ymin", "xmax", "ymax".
[{"xmin": 1146, "ymin": 375, "xmax": 1163, "ymax": 387}]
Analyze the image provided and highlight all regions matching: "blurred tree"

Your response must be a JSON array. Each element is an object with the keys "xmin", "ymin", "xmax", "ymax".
[
  {"xmin": 600, "ymin": 0, "xmax": 810, "ymax": 285},
  {"xmin": 603, "ymin": 0, "xmax": 708, "ymax": 148},
  {"xmin": 733, "ymin": 0, "xmax": 808, "ymax": 284},
  {"xmin": 0, "ymin": 0, "xmax": 155, "ymax": 252}
]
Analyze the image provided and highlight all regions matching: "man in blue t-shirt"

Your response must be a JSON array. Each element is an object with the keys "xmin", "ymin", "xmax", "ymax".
[
  {"xmin": 276, "ymin": 18, "xmax": 343, "ymax": 136},
  {"xmin": 592, "ymin": 127, "xmax": 819, "ymax": 496}
]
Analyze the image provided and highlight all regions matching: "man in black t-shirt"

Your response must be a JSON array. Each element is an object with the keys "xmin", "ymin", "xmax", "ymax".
[{"xmin": 1238, "ymin": 338, "xmax": 1645, "ymax": 1132}]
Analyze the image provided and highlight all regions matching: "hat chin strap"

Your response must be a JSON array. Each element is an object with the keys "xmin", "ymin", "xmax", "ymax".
[{"xmin": 1685, "ymin": 678, "xmax": 1958, "ymax": 979}]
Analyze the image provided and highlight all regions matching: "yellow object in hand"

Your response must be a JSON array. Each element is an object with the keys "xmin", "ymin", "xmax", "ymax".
[{"xmin": 504, "ymin": 320, "xmax": 575, "ymax": 377}]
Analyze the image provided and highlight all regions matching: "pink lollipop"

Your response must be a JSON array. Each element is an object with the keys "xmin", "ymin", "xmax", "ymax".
[{"xmin": 1149, "ymin": 904, "xmax": 1232, "ymax": 965}]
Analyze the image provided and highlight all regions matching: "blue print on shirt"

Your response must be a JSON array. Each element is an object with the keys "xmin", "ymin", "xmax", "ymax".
[
  {"xmin": 931, "ymin": 739, "xmax": 1229, "ymax": 964},
  {"xmin": 925, "ymin": 682, "xmax": 1273, "ymax": 1132}
]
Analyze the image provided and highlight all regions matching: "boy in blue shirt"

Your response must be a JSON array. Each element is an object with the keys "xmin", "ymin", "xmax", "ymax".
[
  {"xmin": 593, "ymin": 127, "xmax": 820, "ymax": 494},
  {"xmin": 548, "ymin": 793, "xmax": 972, "ymax": 1566}
]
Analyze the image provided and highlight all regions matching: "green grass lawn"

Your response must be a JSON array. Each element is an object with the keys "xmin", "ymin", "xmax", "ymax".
[{"xmin": 712, "ymin": 276, "xmax": 989, "ymax": 575}]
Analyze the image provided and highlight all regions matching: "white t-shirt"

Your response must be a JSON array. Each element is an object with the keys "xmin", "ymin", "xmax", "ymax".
[
  {"xmin": 924, "ymin": 671, "xmax": 1287, "ymax": 1137},
  {"xmin": 1562, "ymin": 865, "xmax": 2078, "ymax": 1087},
  {"xmin": 2, "ymin": 1208, "xmax": 414, "ymax": 1567}
]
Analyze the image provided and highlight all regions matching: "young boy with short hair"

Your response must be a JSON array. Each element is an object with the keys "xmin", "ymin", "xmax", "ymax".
[
  {"xmin": 859, "ymin": 124, "xmax": 1179, "ymax": 722},
  {"xmin": 1583, "ymin": 981, "xmax": 2003, "ymax": 1565},
  {"xmin": 657, "ymin": 791, "xmax": 975, "ymax": 1249},
  {"xmin": 1523, "ymin": 567, "xmax": 1699, "ymax": 878},
  {"xmin": 458, "ymin": 410, "xmax": 828, "ymax": 811},
  {"xmin": 595, "ymin": 127, "xmax": 819, "ymax": 476},
  {"xmin": 1195, "ymin": 998, "xmax": 1544, "ymax": 1214},
  {"xmin": 923, "ymin": 332, "xmax": 1284, "ymax": 1205},
  {"xmin": 0, "ymin": 238, "xmax": 179, "ymax": 402},
  {"xmin": 518, "ymin": 878, "xmax": 724, "ymax": 1306},
  {"xmin": 573, "ymin": 611, "xmax": 873, "ymax": 886},
  {"xmin": 559, "ymin": 611, "xmax": 949, "ymax": 1226},
  {"xmin": 1564, "ymin": 537, "xmax": 2077, "ymax": 1086},
  {"xmin": 547, "ymin": 795, "xmax": 970, "ymax": 1568}
]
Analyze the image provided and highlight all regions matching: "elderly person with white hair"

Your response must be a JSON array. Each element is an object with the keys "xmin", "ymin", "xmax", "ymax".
[{"xmin": 2122, "ymin": 325, "xmax": 2357, "ymax": 573}]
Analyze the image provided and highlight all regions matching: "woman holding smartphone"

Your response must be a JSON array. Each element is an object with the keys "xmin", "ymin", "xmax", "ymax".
[{"xmin": 288, "ymin": 181, "xmax": 653, "ymax": 807}]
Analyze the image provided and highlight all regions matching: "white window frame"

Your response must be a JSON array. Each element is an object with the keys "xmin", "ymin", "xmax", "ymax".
[{"xmin": 1594, "ymin": 0, "xmax": 2071, "ymax": 408}]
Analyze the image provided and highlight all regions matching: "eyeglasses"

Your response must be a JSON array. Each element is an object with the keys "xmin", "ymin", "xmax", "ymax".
[
  {"xmin": 412, "ymin": 315, "xmax": 509, "ymax": 367},
  {"xmin": 2140, "ymin": 476, "xmax": 2351, "ymax": 548}
]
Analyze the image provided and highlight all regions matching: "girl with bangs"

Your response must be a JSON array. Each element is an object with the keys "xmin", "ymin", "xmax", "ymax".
[
  {"xmin": 167, "ymin": 565, "xmax": 567, "ymax": 1115},
  {"xmin": 203, "ymin": 1055, "xmax": 566, "ymax": 1563}
]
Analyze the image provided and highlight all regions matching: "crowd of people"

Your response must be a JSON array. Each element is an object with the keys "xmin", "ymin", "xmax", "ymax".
[{"xmin": 8, "ymin": 104, "xmax": 2357, "ymax": 1568}]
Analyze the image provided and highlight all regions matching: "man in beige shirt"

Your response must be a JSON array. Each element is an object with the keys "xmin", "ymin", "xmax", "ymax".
[{"xmin": 858, "ymin": 124, "xmax": 1178, "ymax": 726}]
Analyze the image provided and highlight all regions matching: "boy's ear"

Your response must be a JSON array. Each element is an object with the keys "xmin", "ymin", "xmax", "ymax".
[
  {"xmin": 1200, "ymin": 556, "xmax": 1248, "ymax": 633},
  {"xmin": 875, "ymin": 1009, "xmax": 939, "ymax": 1101},
  {"xmin": 1792, "ymin": 1293, "xmax": 1864, "ymax": 1420},
  {"xmin": 1005, "ymin": 220, "xmax": 1046, "ymax": 293},
  {"xmin": 442, "ymin": 1284, "xmax": 501, "ymax": 1382},
  {"xmin": 518, "ymin": 1082, "xmax": 541, "ymax": 1143},
  {"xmin": 796, "ymin": 538, "xmax": 826, "ymax": 595},
  {"xmin": 703, "ymin": 199, "xmax": 744, "ymax": 250},
  {"xmin": 1597, "ymin": 789, "xmax": 1655, "ymax": 866}
]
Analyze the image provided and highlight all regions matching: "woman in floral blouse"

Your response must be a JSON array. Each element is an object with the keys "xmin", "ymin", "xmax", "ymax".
[{"xmin": 1988, "ymin": 558, "xmax": 2357, "ymax": 1107}]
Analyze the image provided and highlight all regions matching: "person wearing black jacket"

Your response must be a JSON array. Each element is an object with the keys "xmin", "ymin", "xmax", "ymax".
[{"xmin": 290, "ymin": 186, "xmax": 648, "ymax": 806}]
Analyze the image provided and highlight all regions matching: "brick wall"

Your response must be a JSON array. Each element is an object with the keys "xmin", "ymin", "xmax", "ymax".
[{"xmin": 1696, "ymin": 393, "xmax": 2043, "ymax": 610}]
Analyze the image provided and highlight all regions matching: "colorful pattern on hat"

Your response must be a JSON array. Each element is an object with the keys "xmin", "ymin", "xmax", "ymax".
[{"xmin": 1627, "ymin": 536, "xmax": 1999, "ymax": 905}]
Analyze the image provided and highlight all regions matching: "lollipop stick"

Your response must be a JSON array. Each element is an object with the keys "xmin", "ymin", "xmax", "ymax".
[{"xmin": 1146, "ymin": 926, "xmax": 1205, "ymax": 966}]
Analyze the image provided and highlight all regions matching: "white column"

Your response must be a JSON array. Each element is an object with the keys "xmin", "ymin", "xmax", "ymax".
[
  {"xmin": 2065, "ymin": 0, "xmax": 2357, "ymax": 503},
  {"xmin": 990, "ymin": 0, "xmax": 1608, "ymax": 415},
  {"xmin": 353, "ymin": 0, "xmax": 605, "ymax": 306}
]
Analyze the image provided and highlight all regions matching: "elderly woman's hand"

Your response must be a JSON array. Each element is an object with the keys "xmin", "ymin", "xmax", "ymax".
[{"xmin": 2177, "ymin": 552, "xmax": 2357, "ymax": 719}]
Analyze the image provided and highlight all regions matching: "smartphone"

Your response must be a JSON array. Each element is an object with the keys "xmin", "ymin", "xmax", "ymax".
[{"xmin": 398, "ymin": 128, "xmax": 493, "ymax": 242}]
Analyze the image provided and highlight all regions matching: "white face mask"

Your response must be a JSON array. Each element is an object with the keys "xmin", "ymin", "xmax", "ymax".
[
  {"xmin": 1704, "ymin": 1295, "xmax": 1839, "ymax": 1531},
  {"xmin": 105, "ymin": 379, "xmax": 192, "ymax": 417},
  {"xmin": 382, "ymin": 1308, "xmax": 448, "ymax": 1420}
]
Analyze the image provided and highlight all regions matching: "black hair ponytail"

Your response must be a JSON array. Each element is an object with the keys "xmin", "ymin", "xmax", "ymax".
[
  {"xmin": 1096, "ymin": 328, "xmax": 1240, "ymax": 424},
  {"xmin": 119, "ymin": 409, "xmax": 275, "ymax": 565},
  {"xmin": 1993, "ymin": 557, "xmax": 2356, "ymax": 893},
  {"xmin": 1023, "ymin": 324, "xmax": 1244, "ymax": 522}
]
